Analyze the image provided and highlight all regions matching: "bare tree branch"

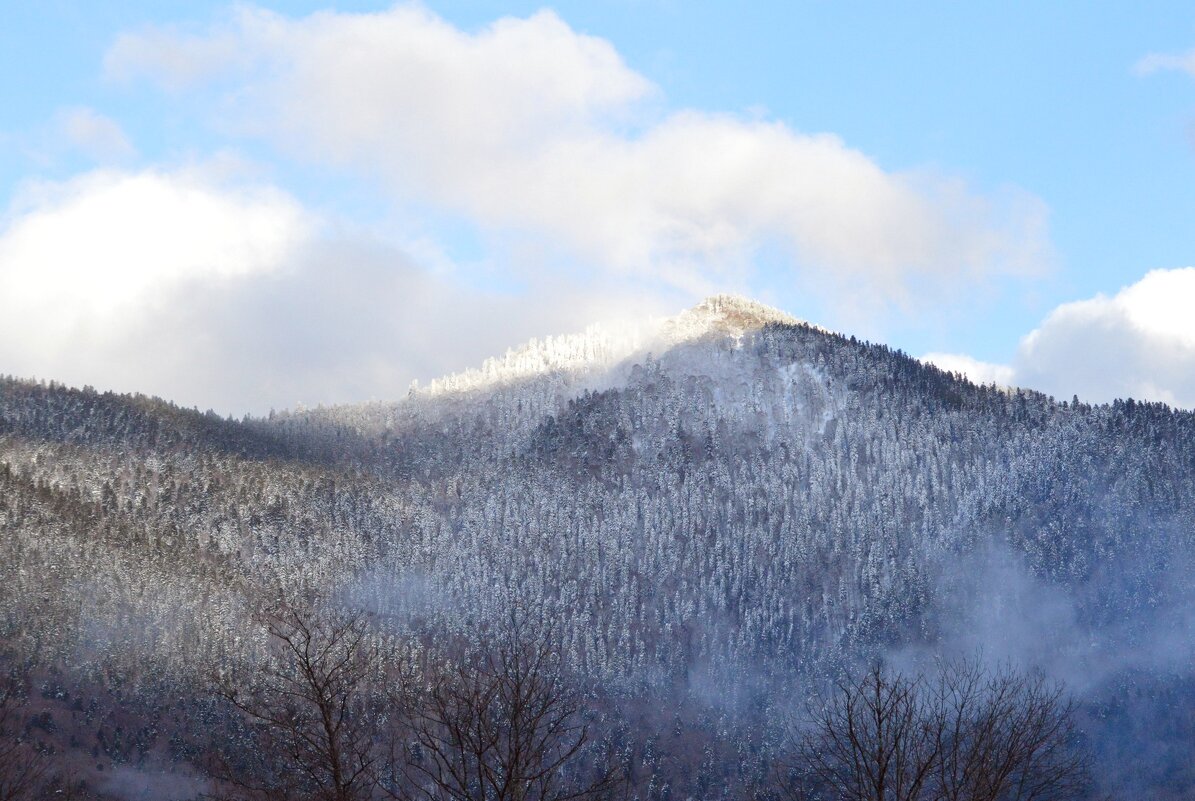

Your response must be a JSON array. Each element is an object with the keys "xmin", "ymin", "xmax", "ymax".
[
  {"xmin": 209, "ymin": 600, "xmax": 394, "ymax": 801},
  {"xmin": 778, "ymin": 660, "xmax": 1092, "ymax": 801},
  {"xmin": 402, "ymin": 612, "xmax": 620, "ymax": 801}
]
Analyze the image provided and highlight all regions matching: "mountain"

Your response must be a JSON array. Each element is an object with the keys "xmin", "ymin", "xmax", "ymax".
[{"xmin": 3, "ymin": 295, "xmax": 1195, "ymax": 797}]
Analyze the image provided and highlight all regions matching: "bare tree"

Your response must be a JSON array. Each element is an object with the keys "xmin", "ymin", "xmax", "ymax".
[
  {"xmin": 780, "ymin": 660, "xmax": 1091, "ymax": 801},
  {"xmin": 784, "ymin": 664, "xmax": 938, "ymax": 801},
  {"xmin": 928, "ymin": 660, "xmax": 1089, "ymax": 801},
  {"xmin": 211, "ymin": 602, "xmax": 389, "ymax": 801},
  {"xmin": 205, "ymin": 599, "xmax": 620, "ymax": 801},
  {"xmin": 402, "ymin": 616, "xmax": 620, "ymax": 801}
]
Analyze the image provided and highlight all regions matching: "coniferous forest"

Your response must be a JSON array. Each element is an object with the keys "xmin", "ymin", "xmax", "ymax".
[{"xmin": 3, "ymin": 297, "xmax": 1195, "ymax": 799}]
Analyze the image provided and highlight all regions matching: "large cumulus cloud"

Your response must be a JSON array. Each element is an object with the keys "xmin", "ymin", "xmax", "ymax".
[{"xmin": 105, "ymin": 4, "xmax": 1049, "ymax": 302}]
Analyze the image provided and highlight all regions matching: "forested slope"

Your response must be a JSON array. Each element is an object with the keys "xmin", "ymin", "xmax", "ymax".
[{"xmin": 3, "ymin": 296, "xmax": 1194, "ymax": 797}]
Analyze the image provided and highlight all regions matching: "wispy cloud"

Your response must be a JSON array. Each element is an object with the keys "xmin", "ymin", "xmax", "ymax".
[
  {"xmin": 55, "ymin": 107, "xmax": 137, "ymax": 163},
  {"xmin": 1134, "ymin": 48, "xmax": 1195, "ymax": 77}
]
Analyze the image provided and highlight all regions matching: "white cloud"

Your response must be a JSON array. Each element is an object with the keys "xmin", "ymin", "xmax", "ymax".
[
  {"xmin": 1135, "ymin": 49, "xmax": 1195, "ymax": 77},
  {"xmin": 0, "ymin": 167, "xmax": 308, "ymax": 404},
  {"xmin": 105, "ymin": 4, "xmax": 1050, "ymax": 304},
  {"xmin": 1013, "ymin": 268, "xmax": 1195, "ymax": 408},
  {"xmin": 923, "ymin": 268, "xmax": 1195, "ymax": 409},
  {"xmin": 920, "ymin": 352, "xmax": 1014, "ymax": 387},
  {"xmin": 105, "ymin": 15, "xmax": 258, "ymax": 91},
  {"xmin": 56, "ymin": 107, "xmax": 136, "ymax": 162},
  {"xmin": 0, "ymin": 167, "xmax": 669, "ymax": 414},
  {"xmin": 0, "ymin": 167, "xmax": 308, "ymax": 333}
]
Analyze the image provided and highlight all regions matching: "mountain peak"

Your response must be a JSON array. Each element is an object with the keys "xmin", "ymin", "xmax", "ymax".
[
  {"xmin": 415, "ymin": 295, "xmax": 802, "ymax": 399},
  {"xmin": 672, "ymin": 294, "xmax": 800, "ymax": 337}
]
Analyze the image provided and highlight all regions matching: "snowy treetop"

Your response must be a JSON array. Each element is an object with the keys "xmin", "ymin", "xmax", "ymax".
[{"xmin": 415, "ymin": 294, "xmax": 805, "ymax": 399}]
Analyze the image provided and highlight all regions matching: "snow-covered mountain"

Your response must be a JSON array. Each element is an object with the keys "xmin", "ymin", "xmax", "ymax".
[{"xmin": 2, "ymin": 295, "xmax": 1194, "ymax": 797}]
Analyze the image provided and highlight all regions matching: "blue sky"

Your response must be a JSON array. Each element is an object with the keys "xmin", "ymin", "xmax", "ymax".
[{"xmin": 3, "ymin": 2, "xmax": 1195, "ymax": 413}]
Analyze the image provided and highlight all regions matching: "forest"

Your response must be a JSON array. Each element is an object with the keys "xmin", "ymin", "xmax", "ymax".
[{"xmin": 2, "ymin": 296, "xmax": 1194, "ymax": 799}]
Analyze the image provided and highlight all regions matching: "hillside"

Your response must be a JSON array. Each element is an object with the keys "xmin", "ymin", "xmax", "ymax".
[{"xmin": 2, "ymin": 295, "xmax": 1194, "ymax": 797}]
